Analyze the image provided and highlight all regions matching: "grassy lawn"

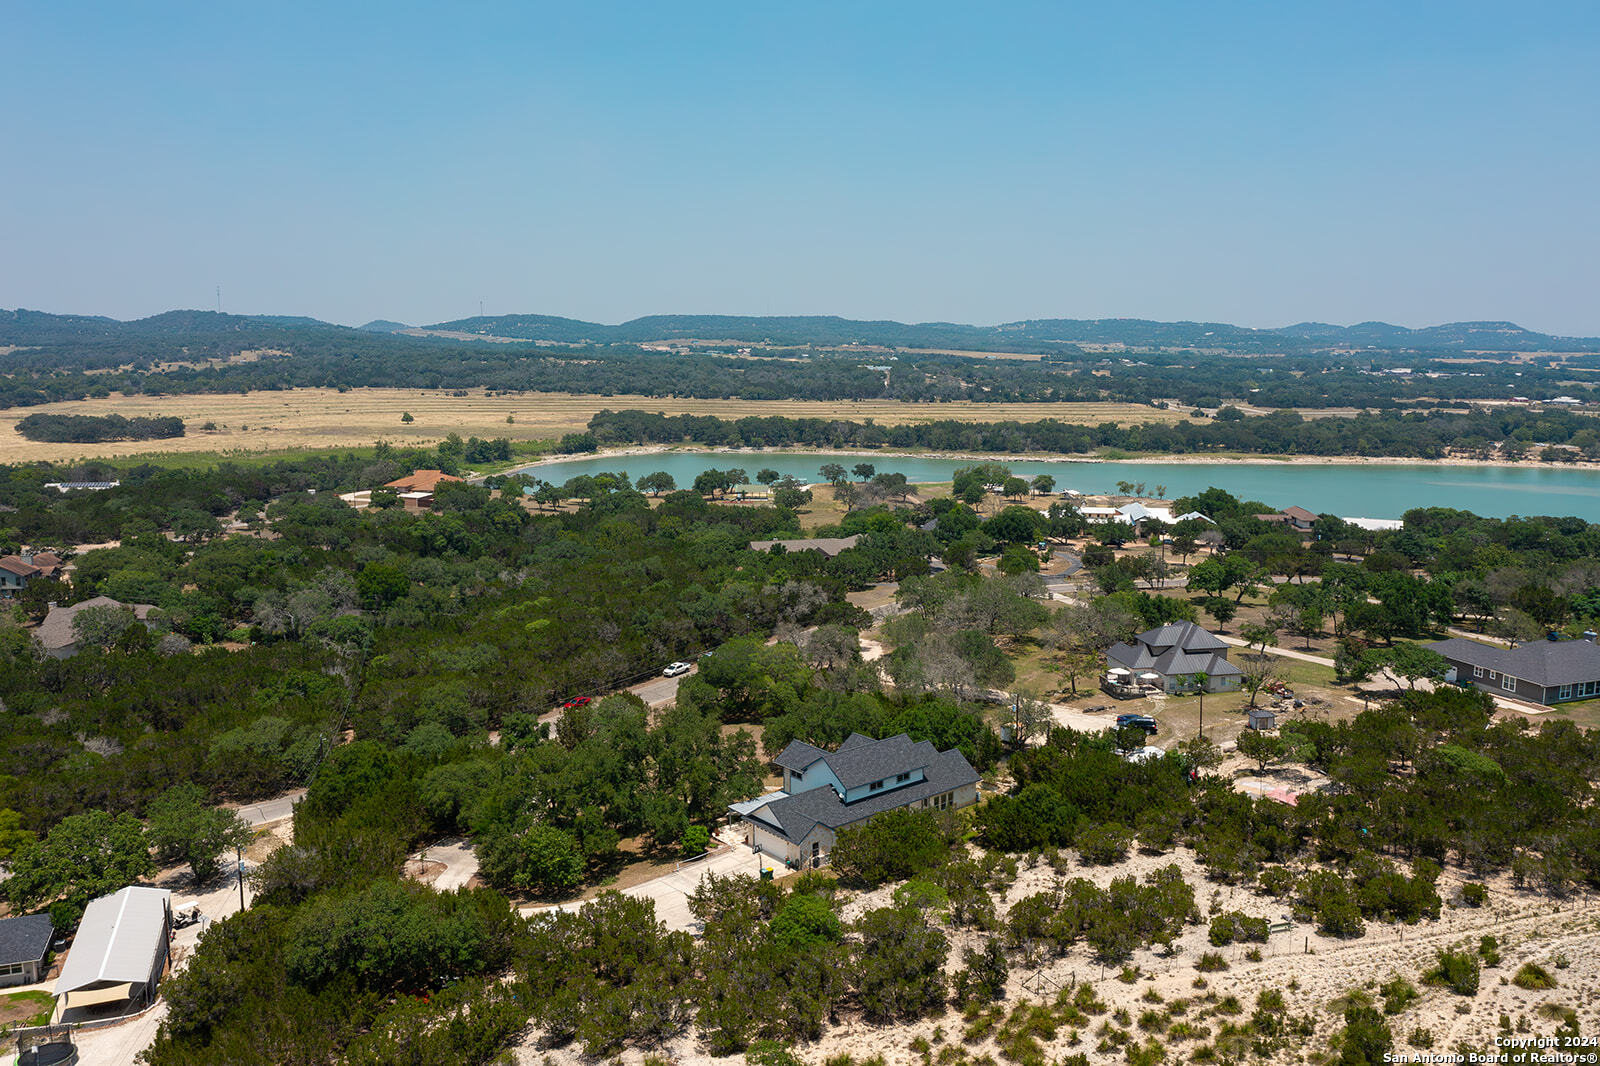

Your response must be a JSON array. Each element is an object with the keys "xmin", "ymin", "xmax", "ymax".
[
  {"xmin": 0, "ymin": 989, "xmax": 54, "ymax": 1028},
  {"xmin": 1524, "ymin": 695, "xmax": 1600, "ymax": 731}
]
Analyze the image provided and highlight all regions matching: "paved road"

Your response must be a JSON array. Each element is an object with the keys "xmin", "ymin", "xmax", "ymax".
[
  {"xmin": 1041, "ymin": 549, "xmax": 1083, "ymax": 578},
  {"xmin": 231, "ymin": 788, "xmax": 305, "ymax": 827},
  {"xmin": 628, "ymin": 667, "xmax": 692, "ymax": 707},
  {"xmin": 1216, "ymin": 635, "xmax": 1335, "ymax": 667}
]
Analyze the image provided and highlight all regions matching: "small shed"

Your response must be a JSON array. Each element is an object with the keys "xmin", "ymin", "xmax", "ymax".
[
  {"xmin": 1247, "ymin": 706, "xmax": 1278, "ymax": 731},
  {"xmin": 0, "ymin": 913, "xmax": 54, "ymax": 987}
]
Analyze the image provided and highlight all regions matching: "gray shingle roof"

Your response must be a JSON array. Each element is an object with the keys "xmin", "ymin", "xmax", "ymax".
[
  {"xmin": 772, "ymin": 740, "xmax": 831, "ymax": 773},
  {"xmin": 0, "ymin": 913, "xmax": 53, "ymax": 967},
  {"xmin": 747, "ymin": 746, "xmax": 979, "ymax": 844},
  {"xmin": 1428, "ymin": 637, "xmax": 1600, "ymax": 689},
  {"xmin": 748, "ymin": 536, "xmax": 861, "ymax": 558},
  {"xmin": 34, "ymin": 597, "xmax": 156, "ymax": 652},
  {"xmin": 824, "ymin": 733, "xmax": 934, "ymax": 789}
]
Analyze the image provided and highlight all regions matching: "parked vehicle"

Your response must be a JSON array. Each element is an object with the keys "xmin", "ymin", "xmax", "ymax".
[
  {"xmin": 561, "ymin": 696, "xmax": 592, "ymax": 709},
  {"xmin": 1116, "ymin": 713, "xmax": 1158, "ymax": 735},
  {"xmin": 663, "ymin": 661, "xmax": 692, "ymax": 677}
]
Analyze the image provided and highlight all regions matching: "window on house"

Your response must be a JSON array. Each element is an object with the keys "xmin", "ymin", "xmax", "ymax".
[
  {"xmin": 0, "ymin": 962, "xmax": 22, "ymax": 976},
  {"xmin": 1503, "ymin": 676, "xmax": 1516, "ymax": 692},
  {"xmin": 1559, "ymin": 685, "xmax": 1573, "ymax": 700},
  {"xmin": 896, "ymin": 772, "xmax": 911, "ymax": 783},
  {"xmin": 1583, "ymin": 680, "xmax": 1598, "ymax": 697},
  {"xmin": 869, "ymin": 780, "xmax": 884, "ymax": 791},
  {"xmin": 1488, "ymin": 670, "xmax": 1498, "ymax": 681},
  {"xmin": 930, "ymin": 792, "xmax": 952, "ymax": 811},
  {"xmin": 790, "ymin": 769, "xmax": 803, "ymax": 781},
  {"xmin": 1473, "ymin": 665, "xmax": 1485, "ymax": 679}
]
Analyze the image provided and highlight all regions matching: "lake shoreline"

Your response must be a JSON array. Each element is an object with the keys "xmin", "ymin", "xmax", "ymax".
[{"xmin": 515, "ymin": 443, "xmax": 1600, "ymax": 473}]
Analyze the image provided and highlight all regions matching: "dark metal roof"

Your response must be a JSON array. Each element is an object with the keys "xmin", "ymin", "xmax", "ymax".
[
  {"xmin": 1428, "ymin": 637, "xmax": 1600, "ymax": 689},
  {"xmin": 1107, "ymin": 639, "xmax": 1240, "ymax": 679},
  {"xmin": 746, "ymin": 746, "xmax": 979, "ymax": 844},
  {"xmin": 1135, "ymin": 621, "xmax": 1230, "ymax": 654},
  {"xmin": 0, "ymin": 913, "xmax": 53, "ymax": 966}
]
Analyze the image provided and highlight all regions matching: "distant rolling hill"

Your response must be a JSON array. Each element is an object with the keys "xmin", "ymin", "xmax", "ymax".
[
  {"xmin": 3, "ymin": 307, "xmax": 1597, "ymax": 354},
  {"xmin": 422, "ymin": 312, "xmax": 1600, "ymax": 353}
]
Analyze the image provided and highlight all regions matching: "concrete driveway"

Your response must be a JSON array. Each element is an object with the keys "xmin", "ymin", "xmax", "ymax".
[
  {"xmin": 409, "ymin": 837, "xmax": 480, "ymax": 892},
  {"xmin": 523, "ymin": 841, "xmax": 764, "ymax": 933}
]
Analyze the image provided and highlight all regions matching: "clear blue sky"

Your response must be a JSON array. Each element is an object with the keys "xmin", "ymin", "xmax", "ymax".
[{"xmin": 4, "ymin": 2, "xmax": 1597, "ymax": 333}]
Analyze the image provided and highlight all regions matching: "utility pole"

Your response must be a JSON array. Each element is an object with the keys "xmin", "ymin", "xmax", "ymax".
[{"xmin": 236, "ymin": 845, "xmax": 246, "ymax": 912}]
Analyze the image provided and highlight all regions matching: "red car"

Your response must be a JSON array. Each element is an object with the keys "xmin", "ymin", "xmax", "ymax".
[{"xmin": 560, "ymin": 696, "xmax": 592, "ymax": 710}]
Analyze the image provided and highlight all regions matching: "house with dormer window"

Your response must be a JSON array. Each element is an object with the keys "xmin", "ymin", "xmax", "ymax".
[{"xmin": 729, "ymin": 733, "xmax": 979, "ymax": 869}]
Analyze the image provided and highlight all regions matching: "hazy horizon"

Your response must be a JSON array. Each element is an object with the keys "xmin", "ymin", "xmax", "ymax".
[
  {"xmin": 10, "ymin": 304, "xmax": 1600, "ymax": 340},
  {"xmin": 4, "ymin": 3, "xmax": 1597, "ymax": 333}
]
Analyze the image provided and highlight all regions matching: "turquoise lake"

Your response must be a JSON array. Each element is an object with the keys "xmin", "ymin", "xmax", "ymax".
[{"xmin": 517, "ymin": 451, "xmax": 1600, "ymax": 523}]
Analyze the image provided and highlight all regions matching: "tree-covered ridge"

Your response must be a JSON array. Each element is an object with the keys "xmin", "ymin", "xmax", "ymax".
[
  {"xmin": 588, "ymin": 406, "xmax": 1600, "ymax": 461},
  {"xmin": 6, "ymin": 307, "xmax": 1600, "ymax": 419}
]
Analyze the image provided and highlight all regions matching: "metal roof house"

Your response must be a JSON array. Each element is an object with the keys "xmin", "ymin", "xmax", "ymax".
[
  {"xmin": 0, "ymin": 913, "xmax": 54, "ymax": 988},
  {"xmin": 731, "ymin": 733, "xmax": 979, "ymax": 870},
  {"xmin": 52, "ymin": 886, "xmax": 171, "ymax": 1023},
  {"xmin": 1105, "ymin": 621, "xmax": 1241, "ymax": 694},
  {"xmin": 1427, "ymin": 634, "xmax": 1600, "ymax": 706}
]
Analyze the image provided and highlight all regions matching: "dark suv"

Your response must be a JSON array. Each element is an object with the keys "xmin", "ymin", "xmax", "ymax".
[{"xmin": 1116, "ymin": 713, "xmax": 1158, "ymax": 735}]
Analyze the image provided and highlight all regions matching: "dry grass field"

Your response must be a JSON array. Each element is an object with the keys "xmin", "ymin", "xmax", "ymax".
[{"xmin": 0, "ymin": 388, "xmax": 1222, "ymax": 464}]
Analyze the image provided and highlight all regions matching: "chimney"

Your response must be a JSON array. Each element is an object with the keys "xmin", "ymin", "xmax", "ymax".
[{"xmin": 19, "ymin": 551, "xmax": 32, "ymax": 565}]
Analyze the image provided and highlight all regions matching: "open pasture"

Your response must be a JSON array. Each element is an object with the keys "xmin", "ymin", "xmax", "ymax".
[{"xmin": 1, "ymin": 389, "xmax": 1228, "ymax": 463}]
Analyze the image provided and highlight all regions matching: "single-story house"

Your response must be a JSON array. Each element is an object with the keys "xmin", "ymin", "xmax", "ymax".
[
  {"xmin": 1254, "ymin": 505, "xmax": 1317, "ymax": 532},
  {"xmin": 731, "ymin": 733, "xmax": 980, "ymax": 870},
  {"xmin": 384, "ymin": 469, "xmax": 463, "ymax": 493},
  {"xmin": 0, "ymin": 913, "xmax": 54, "ymax": 987},
  {"xmin": 1427, "ymin": 634, "xmax": 1600, "ymax": 706},
  {"xmin": 52, "ymin": 886, "xmax": 171, "ymax": 1022},
  {"xmin": 1105, "ymin": 621, "xmax": 1242, "ymax": 693},
  {"xmin": 33, "ymin": 597, "xmax": 157, "ymax": 659},
  {"xmin": 748, "ymin": 535, "xmax": 861, "ymax": 558},
  {"xmin": 1075, "ymin": 503, "xmax": 1210, "ymax": 534}
]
